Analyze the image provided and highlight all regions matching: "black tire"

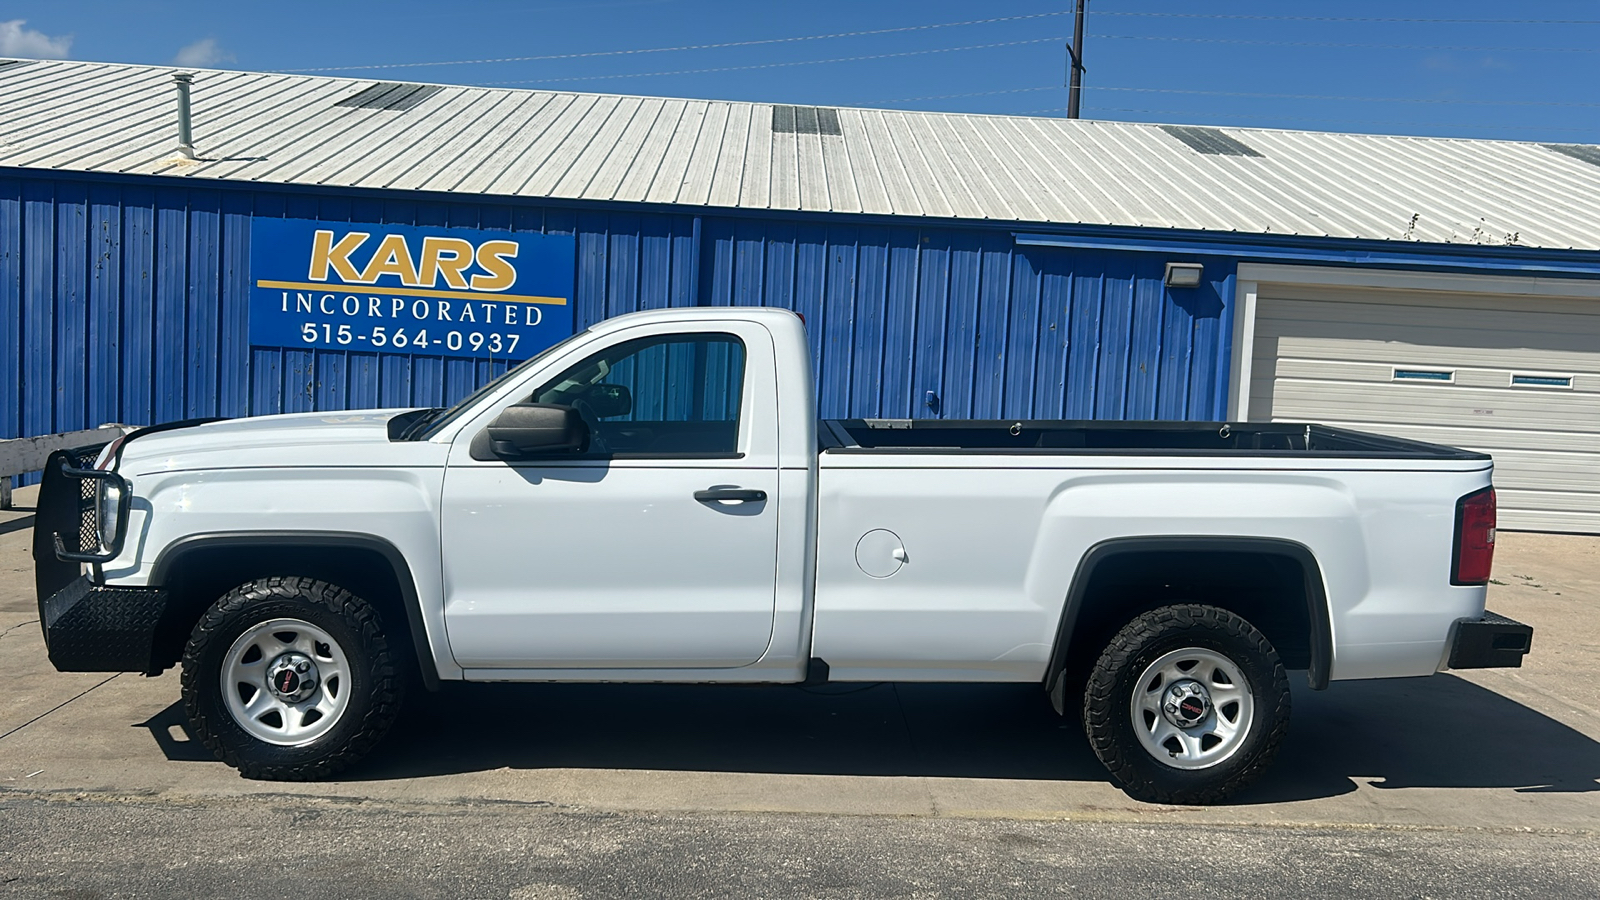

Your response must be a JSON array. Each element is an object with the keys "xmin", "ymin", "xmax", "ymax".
[
  {"xmin": 181, "ymin": 577, "xmax": 403, "ymax": 780},
  {"xmin": 1083, "ymin": 604, "xmax": 1290, "ymax": 805}
]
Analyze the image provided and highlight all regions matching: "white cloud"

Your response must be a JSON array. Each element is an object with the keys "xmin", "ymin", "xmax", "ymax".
[
  {"xmin": 173, "ymin": 37, "xmax": 233, "ymax": 67},
  {"xmin": 0, "ymin": 19, "xmax": 72, "ymax": 59}
]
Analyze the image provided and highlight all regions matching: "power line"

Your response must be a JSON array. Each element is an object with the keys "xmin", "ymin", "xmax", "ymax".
[
  {"xmin": 1093, "ymin": 34, "xmax": 1600, "ymax": 52},
  {"xmin": 1091, "ymin": 12, "xmax": 1600, "ymax": 25},
  {"xmin": 1087, "ymin": 86, "xmax": 1600, "ymax": 109},
  {"xmin": 473, "ymin": 38, "xmax": 1062, "ymax": 86},
  {"xmin": 1070, "ymin": 106, "xmax": 1600, "ymax": 135},
  {"xmin": 861, "ymin": 86, "xmax": 1063, "ymax": 105},
  {"xmin": 264, "ymin": 8, "xmax": 1600, "ymax": 87},
  {"xmin": 275, "ymin": 10, "xmax": 1076, "ymax": 74}
]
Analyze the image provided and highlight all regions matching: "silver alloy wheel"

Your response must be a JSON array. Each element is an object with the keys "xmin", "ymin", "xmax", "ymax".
[
  {"xmin": 220, "ymin": 617, "xmax": 350, "ymax": 746},
  {"xmin": 1129, "ymin": 646, "xmax": 1255, "ymax": 771}
]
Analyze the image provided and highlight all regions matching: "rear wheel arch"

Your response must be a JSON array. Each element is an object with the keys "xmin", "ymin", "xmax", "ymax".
[
  {"xmin": 1045, "ymin": 537, "xmax": 1332, "ymax": 700},
  {"xmin": 148, "ymin": 532, "xmax": 439, "ymax": 690}
]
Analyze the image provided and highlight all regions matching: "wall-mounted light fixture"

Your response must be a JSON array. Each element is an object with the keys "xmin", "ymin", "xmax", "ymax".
[{"xmin": 1164, "ymin": 262, "xmax": 1204, "ymax": 288}]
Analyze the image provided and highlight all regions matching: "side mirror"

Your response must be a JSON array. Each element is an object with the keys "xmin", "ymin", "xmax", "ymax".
[
  {"xmin": 485, "ymin": 404, "xmax": 588, "ymax": 457},
  {"xmin": 583, "ymin": 383, "xmax": 633, "ymax": 419}
]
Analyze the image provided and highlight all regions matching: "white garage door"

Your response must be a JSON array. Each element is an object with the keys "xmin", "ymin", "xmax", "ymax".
[{"xmin": 1249, "ymin": 281, "xmax": 1600, "ymax": 533}]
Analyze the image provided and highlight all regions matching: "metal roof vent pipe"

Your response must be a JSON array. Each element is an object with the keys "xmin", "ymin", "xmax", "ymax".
[{"xmin": 172, "ymin": 72, "xmax": 196, "ymax": 159}]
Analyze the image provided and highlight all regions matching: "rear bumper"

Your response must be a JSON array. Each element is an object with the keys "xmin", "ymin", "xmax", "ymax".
[
  {"xmin": 38, "ymin": 575, "xmax": 171, "ymax": 674},
  {"xmin": 1447, "ymin": 610, "xmax": 1533, "ymax": 669}
]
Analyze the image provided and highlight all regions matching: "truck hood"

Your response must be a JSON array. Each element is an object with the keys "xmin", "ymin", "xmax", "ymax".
[{"xmin": 114, "ymin": 409, "xmax": 441, "ymax": 474}]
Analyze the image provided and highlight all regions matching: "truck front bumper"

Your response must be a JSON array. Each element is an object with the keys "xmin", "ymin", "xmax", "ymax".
[
  {"xmin": 1447, "ymin": 610, "xmax": 1533, "ymax": 669},
  {"xmin": 32, "ymin": 441, "xmax": 172, "ymax": 675},
  {"xmin": 38, "ymin": 575, "xmax": 172, "ymax": 675}
]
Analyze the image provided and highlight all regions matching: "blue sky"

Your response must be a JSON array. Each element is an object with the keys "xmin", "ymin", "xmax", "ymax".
[{"xmin": 4, "ymin": 1, "xmax": 1598, "ymax": 143}]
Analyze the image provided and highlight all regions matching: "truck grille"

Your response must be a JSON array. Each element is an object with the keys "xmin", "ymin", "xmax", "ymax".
[
  {"xmin": 73, "ymin": 450, "xmax": 99, "ymax": 553},
  {"xmin": 32, "ymin": 447, "xmax": 107, "ymax": 602}
]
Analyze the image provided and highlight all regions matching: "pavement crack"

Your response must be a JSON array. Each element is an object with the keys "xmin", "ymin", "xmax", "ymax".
[
  {"xmin": 0, "ymin": 673, "xmax": 120, "ymax": 743},
  {"xmin": 0, "ymin": 619, "xmax": 39, "ymax": 640}
]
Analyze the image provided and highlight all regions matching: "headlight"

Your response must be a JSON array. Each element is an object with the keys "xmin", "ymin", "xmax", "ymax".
[{"xmin": 96, "ymin": 479, "xmax": 124, "ymax": 551}]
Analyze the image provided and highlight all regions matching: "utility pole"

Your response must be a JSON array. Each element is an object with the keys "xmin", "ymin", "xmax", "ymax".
[{"xmin": 1067, "ymin": 0, "xmax": 1087, "ymax": 119}]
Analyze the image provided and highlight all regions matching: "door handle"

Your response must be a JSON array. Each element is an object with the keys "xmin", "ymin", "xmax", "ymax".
[{"xmin": 694, "ymin": 488, "xmax": 768, "ymax": 503}]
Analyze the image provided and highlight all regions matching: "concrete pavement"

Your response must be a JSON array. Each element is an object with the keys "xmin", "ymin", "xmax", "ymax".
[{"xmin": 2, "ymin": 484, "xmax": 1597, "ymax": 895}]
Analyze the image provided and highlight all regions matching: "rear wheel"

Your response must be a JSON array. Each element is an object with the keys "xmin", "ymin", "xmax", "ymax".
[
  {"xmin": 181, "ymin": 577, "xmax": 402, "ymax": 780},
  {"xmin": 1083, "ymin": 604, "xmax": 1290, "ymax": 805}
]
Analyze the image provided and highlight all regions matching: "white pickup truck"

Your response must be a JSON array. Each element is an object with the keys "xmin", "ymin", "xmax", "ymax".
[{"xmin": 34, "ymin": 306, "xmax": 1531, "ymax": 804}]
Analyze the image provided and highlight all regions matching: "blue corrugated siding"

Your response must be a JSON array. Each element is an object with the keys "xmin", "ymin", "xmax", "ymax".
[
  {"xmin": 696, "ymin": 218, "xmax": 1232, "ymax": 420},
  {"xmin": 1, "ymin": 174, "xmax": 1237, "ymax": 472}
]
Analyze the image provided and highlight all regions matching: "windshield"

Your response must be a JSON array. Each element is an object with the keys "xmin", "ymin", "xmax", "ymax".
[{"xmin": 417, "ymin": 329, "xmax": 591, "ymax": 440}]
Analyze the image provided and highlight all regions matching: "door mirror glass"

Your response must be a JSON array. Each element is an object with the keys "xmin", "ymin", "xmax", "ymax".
[{"xmin": 485, "ymin": 404, "xmax": 588, "ymax": 457}]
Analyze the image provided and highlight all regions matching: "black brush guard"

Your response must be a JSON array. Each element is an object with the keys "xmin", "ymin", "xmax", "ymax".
[{"xmin": 33, "ymin": 447, "xmax": 170, "ymax": 674}]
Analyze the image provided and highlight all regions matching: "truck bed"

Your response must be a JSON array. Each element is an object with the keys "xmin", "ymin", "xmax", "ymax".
[
  {"xmin": 810, "ymin": 416, "xmax": 1494, "ymax": 686},
  {"xmin": 820, "ymin": 419, "xmax": 1488, "ymax": 459}
]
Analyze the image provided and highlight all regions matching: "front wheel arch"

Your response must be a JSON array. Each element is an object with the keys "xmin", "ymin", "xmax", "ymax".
[{"xmin": 149, "ymin": 532, "xmax": 439, "ymax": 690}]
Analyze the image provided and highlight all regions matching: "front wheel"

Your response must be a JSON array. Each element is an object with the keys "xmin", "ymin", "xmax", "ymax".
[
  {"xmin": 181, "ymin": 577, "xmax": 403, "ymax": 780},
  {"xmin": 1083, "ymin": 604, "xmax": 1290, "ymax": 805}
]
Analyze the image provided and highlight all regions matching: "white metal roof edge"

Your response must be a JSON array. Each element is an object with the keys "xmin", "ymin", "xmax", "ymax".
[{"xmin": 1, "ymin": 57, "xmax": 1598, "ymax": 252}]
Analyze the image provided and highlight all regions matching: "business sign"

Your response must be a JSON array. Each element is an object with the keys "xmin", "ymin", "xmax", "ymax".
[{"xmin": 250, "ymin": 218, "xmax": 575, "ymax": 360}]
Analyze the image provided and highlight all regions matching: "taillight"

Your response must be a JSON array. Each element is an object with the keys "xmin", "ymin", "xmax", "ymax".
[{"xmin": 1452, "ymin": 487, "xmax": 1496, "ymax": 585}]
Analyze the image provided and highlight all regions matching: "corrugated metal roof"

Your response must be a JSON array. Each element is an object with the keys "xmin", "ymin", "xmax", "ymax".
[{"xmin": 3, "ymin": 57, "xmax": 1600, "ymax": 251}]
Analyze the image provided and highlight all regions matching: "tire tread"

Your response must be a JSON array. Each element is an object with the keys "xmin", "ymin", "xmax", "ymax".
[
  {"xmin": 180, "ymin": 576, "xmax": 401, "ymax": 781},
  {"xmin": 1082, "ymin": 603, "xmax": 1290, "ymax": 805}
]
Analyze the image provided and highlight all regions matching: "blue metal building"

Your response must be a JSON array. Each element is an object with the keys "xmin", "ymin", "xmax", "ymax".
[
  {"xmin": 0, "ymin": 174, "xmax": 1235, "ymax": 432},
  {"xmin": 4, "ymin": 60, "xmax": 1600, "ymax": 531}
]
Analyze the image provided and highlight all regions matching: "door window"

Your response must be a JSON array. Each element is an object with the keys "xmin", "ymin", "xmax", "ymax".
[{"xmin": 530, "ymin": 333, "xmax": 746, "ymax": 456}]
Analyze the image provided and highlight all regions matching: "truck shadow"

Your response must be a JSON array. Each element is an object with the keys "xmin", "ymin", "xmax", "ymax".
[{"xmin": 142, "ymin": 673, "xmax": 1600, "ymax": 802}]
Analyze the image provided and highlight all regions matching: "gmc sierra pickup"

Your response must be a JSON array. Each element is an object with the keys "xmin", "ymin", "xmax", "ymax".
[{"xmin": 33, "ymin": 306, "xmax": 1532, "ymax": 804}]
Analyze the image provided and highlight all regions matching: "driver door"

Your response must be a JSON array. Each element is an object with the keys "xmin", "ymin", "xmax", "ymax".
[{"xmin": 439, "ymin": 322, "xmax": 781, "ymax": 669}]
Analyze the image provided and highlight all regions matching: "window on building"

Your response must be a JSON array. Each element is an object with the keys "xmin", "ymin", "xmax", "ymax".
[
  {"xmin": 1510, "ymin": 373, "xmax": 1573, "ymax": 389},
  {"xmin": 1392, "ymin": 368, "xmax": 1455, "ymax": 383}
]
